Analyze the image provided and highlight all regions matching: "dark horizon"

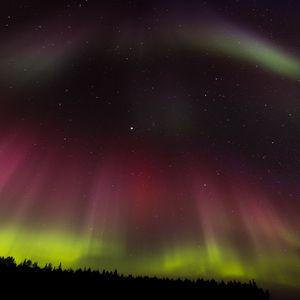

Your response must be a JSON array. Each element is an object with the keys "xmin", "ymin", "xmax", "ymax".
[{"xmin": 0, "ymin": 255, "xmax": 270, "ymax": 300}]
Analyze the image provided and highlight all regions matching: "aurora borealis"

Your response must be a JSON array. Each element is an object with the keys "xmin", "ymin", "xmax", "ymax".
[{"xmin": 0, "ymin": 1, "xmax": 300, "ymax": 298}]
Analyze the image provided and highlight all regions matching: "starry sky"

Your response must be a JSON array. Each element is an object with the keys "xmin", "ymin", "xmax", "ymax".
[{"xmin": 0, "ymin": 0, "xmax": 300, "ymax": 296}]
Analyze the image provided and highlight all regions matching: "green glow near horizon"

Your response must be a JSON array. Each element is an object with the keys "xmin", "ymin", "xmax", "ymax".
[
  {"xmin": 0, "ymin": 226, "xmax": 124, "ymax": 267},
  {"xmin": 0, "ymin": 226, "xmax": 299, "ymax": 288}
]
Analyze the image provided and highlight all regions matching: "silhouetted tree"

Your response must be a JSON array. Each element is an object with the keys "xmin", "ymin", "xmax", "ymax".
[{"xmin": 0, "ymin": 255, "xmax": 270, "ymax": 300}]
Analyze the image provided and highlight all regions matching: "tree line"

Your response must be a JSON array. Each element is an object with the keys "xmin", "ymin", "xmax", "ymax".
[{"xmin": 0, "ymin": 256, "xmax": 270, "ymax": 299}]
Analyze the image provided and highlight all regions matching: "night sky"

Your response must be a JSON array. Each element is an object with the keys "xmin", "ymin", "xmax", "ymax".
[{"xmin": 0, "ymin": 0, "xmax": 300, "ymax": 296}]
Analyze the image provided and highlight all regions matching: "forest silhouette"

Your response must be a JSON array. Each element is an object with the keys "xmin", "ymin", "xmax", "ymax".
[{"xmin": 0, "ymin": 256, "xmax": 270, "ymax": 299}]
